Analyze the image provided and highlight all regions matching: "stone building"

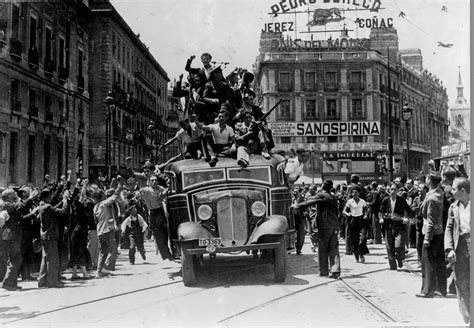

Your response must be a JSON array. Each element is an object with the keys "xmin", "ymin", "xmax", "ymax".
[
  {"xmin": 448, "ymin": 70, "xmax": 470, "ymax": 144},
  {"xmin": 88, "ymin": 0, "xmax": 169, "ymax": 180},
  {"xmin": 254, "ymin": 27, "xmax": 449, "ymax": 184},
  {"xmin": 0, "ymin": 0, "xmax": 90, "ymax": 187}
]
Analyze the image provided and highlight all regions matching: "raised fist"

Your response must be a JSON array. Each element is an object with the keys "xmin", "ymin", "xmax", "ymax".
[{"xmin": 190, "ymin": 55, "xmax": 196, "ymax": 60}]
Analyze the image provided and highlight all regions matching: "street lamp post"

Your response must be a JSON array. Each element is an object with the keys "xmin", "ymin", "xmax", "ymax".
[
  {"xmin": 105, "ymin": 91, "xmax": 115, "ymax": 178},
  {"xmin": 402, "ymin": 102, "xmax": 413, "ymax": 178}
]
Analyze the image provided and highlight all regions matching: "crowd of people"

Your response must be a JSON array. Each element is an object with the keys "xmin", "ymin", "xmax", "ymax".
[
  {"xmin": 0, "ymin": 161, "xmax": 176, "ymax": 291},
  {"xmin": 290, "ymin": 159, "xmax": 470, "ymax": 324}
]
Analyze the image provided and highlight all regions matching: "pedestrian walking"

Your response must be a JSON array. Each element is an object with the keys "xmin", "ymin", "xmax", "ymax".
[
  {"xmin": 445, "ymin": 177, "xmax": 470, "ymax": 324},
  {"xmin": 121, "ymin": 203, "xmax": 148, "ymax": 265},
  {"xmin": 343, "ymin": 189, "xmax": 369, "ymax": 263},
  {"xmin": 379, "ymin": 183, "xmax": 412, "ymax": 270},
  {"xmin": 293, "ymin": 180, "xmax": 341, "ymax": 278}
]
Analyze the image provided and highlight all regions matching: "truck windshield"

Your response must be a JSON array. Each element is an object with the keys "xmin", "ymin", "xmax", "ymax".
[
  {"xmin": 182, "ymin": 169, "xmax": 225, "ymax": 189},
  {"xmin": 227, "ymin": 166, "xmax": 271, "ymax": 184}
]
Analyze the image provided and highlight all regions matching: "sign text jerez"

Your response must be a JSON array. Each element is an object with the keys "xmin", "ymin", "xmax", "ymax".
[{"xmin": 269, "ymin": 121, "xmax": 381, "ymax": 136}]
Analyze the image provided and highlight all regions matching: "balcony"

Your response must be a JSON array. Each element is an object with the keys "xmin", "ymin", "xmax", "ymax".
[
  {"xmin": 304, "ymin": 114, "xmax": 318, "ymax": 121},
  {"xmin": 59, "ymin": 115, "xmax": 66, "ymax": 126},
  {"xmin": 324, "ymin": 82, "xmax": 339, "ymax": 91},
  {"xmin": 28, "ymin": 106, "xmax": 39, "ymax": 118},
  {"xmin": 303, "ymin": 84, "xmax": 317, "ymax": 92},
  {"xmin": 348, "ymin": 81, "xmax": 366, "ymax": 92},
  {"xmin": 28, "ymin": 45, "xmax": 39, "ymax": 70},
  {"xmin": 277, "ymin": 84, "xmax": 292, "ymax": 92},
  {"xmin": 43, "ymin": 58, "xmax": 55, "ymax": 78},
  {"xmin": 79, "ymin": 120, "xmax": 85, "ymax": 131},
  {"xmin": 77, "ymin": 75, "xmax": 85, "ymax": 93},
  {"xmin": 350, "ymin": 112, "xmax": 365, "ymax": 120},
  {"xmin": 10, "ymin": 99, "xmax": 21, "ymax": 113},
  {"xmin": 45, "ymin": 111, "xmax": 54, "ymax": 122},
  {"xmin": 325, "ymin": 113, "xmax": 341, "ymax": 120},
  {"xmin": 9, "ymin": 38, "xmax": 22, "ymax": 61},
  {"xmin": 58, "ymin": 66, "xmax": 68, "ymax": 83},
  {"xmin": 380, "ymin": 84, "xmax": 386, "ymax": 93}
]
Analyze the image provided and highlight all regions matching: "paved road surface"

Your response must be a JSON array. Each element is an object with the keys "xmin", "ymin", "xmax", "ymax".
[{"xmin": 0, "ymin": 237, "xmax": 467, "ymax": 327}]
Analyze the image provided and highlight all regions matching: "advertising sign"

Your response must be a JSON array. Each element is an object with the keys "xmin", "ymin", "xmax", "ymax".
[{"xmin": 268, "ymin": 121, "xmax": 380, "ymax": 137}]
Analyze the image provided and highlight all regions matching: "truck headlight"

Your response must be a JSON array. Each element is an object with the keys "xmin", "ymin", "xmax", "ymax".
[
  {"xmin": 251, "ymin": 201, "xmax": 266, "ymax": 217},
  {"xmin": 197, "ymin": 205, "xmax": 212, "ymax": 220}
]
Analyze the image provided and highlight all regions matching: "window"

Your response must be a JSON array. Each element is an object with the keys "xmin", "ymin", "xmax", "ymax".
[
  {"xmin": 27, "ymin": 135, "xmax": 35, "ymax": 182},
  {"xmin": 353, "ymin": 136, "xmax": 364, "ymax": 143},
  {"xmin": 45, "ymin": 27, "xmax": 52, "ymax": 60},
  {"xmin": 112, "ymin": 33, "xmax": 116, "ymax": 56},
  {"xmin": 10, "ymin": 79, "xmax": 19, "ymax": 102},
  {"xmin": 59, "ymin": 37, "xmax": 65, "ymax": 67},
  {"xmin": 44, "ymin": 136, "xmax": 50, "ymax": 175},
  {"xmin": 351, "ymin": 71, "xmax": 362, "ymax": 83},
  {"xmin": 327, "ymin": 136, "xmax": 338, "ymax": 143},
  {"xmin": 0, "ymin": 132, "xmax": 5, "ymax": 162},
  {"xmin": 117, "ymin": 39, "xmax": 121, "ymax": 60},
  {"xmin": 351, "ymin": 99, "xmax": 363, "ymax": 118},
  {"xmin": 326, "ymin": 99, "xmax": 337, "ymax": 119},
  {"xmin": 325, "ymin": 72, "xmax": 337, "ymax": 83},
  {"xmin": 281, "ymin": 137, "xmax": 291, "ymax": 144},
  {"xmin": 306, "ymin": 99, "xmax": 317, "ymax": 119},
  {"xmin": 9, "ymin": 131, "xmax": 18, "ymax": 183},
  {"xmin": 78, "ymin": 49, "xmax": 83, "ymax": 76},
  {"xmin": 306, "ymin": 136, "xmax": 318, "ymax": 143},
  {"xmin": 305, "ymin": 72, "xmax": 316, "ymax": 90},
  {"xmin": 57, "ymin": 141, "xmax": 63, "ymax": 180},
  {"xmin": 279, "ymin": 100, "xmax": 291, "ymax": 120},
  {"xmin": 11, "ymin": 5, "xmax": 20, "ymax": 39},
  {"xmin": 279, "ymin": 72, "xmax": 291, "ymax": 91},
  {"xmin": 29, "ymin": 87, "xmax": 37, "ymax": 109},
  {"xmin": 29, "ymin": 16, "xmax": 37, "ymax": 48}
]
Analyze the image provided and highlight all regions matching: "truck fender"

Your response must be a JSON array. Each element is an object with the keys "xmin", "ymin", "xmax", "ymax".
[
  {"xmin": 177, "ymin": 221, "xmax": 213, "ymax": 241},
  {"xmin": 247, "ymin": 215, "xmax": 288, "ymax": 244}
]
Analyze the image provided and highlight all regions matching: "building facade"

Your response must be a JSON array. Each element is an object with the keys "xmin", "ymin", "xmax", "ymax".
[
  {"xmin": 88, "ymin": 0, "xmax": 169, "ymax": 180},
  {"xmin": 448, "ymin": 70, "xmax": 470, "ymax": 144},
  {"xmin": 254, "ymin": 27, "xmax": 449, "ymax": 184},
  {"xmin": 0, "ymin": 0, "xmax": 90, "ymax": 187}
]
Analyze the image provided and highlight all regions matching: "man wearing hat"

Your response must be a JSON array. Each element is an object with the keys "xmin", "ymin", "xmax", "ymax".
[
  {"xmin": 36, "ymin": 188, "xmax": 70, "ymax": 288},
  {"xmin": 0, "ymin": 188, "xmax": 39, "ymax": 291},
  {"xmin": 125, "ymin": 159, "xmax": 155, "ymax": 188}
]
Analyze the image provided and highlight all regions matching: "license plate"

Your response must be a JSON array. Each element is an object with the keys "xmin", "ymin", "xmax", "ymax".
[{"xmin": 199, "ymin": 238, "xmax": 222, "ymax": 247}]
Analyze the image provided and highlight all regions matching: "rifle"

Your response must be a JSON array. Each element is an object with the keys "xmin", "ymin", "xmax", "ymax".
[{"xmin": 251, "ymin": 99, "xmax": 282, "ymax": 132}]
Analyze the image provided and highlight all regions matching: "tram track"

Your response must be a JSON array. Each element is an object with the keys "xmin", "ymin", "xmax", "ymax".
[{"xmin": 5, "ymin": 246, "xmax": 419, "ymax": 326}]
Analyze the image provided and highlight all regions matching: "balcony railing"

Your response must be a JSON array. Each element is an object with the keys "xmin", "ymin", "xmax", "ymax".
[
  {"xmin": 380, "ymin": 84, "xmax": 386, "ymax": 93},
  {"xmin": 277, "ymin": 84, "xmax": 292, "ymax": 92},
  {"xmin": 44, "ymin": 58, "xmax": 55, "ymax": 78},
  {"xmin": 45, "ymin": 111, "xmax": 54, "ymax": 122},
  {"xmin": 28, "ymin": 45, "xmax": 39, "ymax": 70},
  {"xmin": 348, "ymin": 81, "xmax": 366, "ymax": 91},
  {"xmin": 77, "ymin": 75, "xmax": 85, "ymax": 92},
  {"xmin": 350, "ymin": 112, "xmax": 365, "ymax": 120},
  {"xmin": 325, "ymin": 113, "xmax": 341, "ymax": 120},
  {"xmin": 9, "ymin": 38, "xmax": 22, "ymax": 61},
  {"xmin": 59, "ymin": 115, "xmax": 66, "ymax": 126},
  {"xmin": 58, "ymin": 66, "xmax": 68, "ymax": 83},
  {"xmin": 304, "ymin": 114, "xmax": 318, "ymax": 121},
  {"xmin": 10, "ymin": 99, "xmax": 21, "ymax": 113},
  {"xmin": 324, "ymin": 82, "xmax": 339, "ymax": 91},
  {"xmin": 28, "ymin": 106, "xmax": 39, "ymax": 118}
]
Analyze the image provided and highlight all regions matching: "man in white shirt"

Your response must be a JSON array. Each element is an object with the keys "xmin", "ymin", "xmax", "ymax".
[
  {"xmin": 285, "ymin": 148, "xmax": 310, "ymax": 187},
  {"xmin": 192, "ymin": 111, "xmax": 236, "ymax": 167},
  {"xmin": 160, "ymin": 118, "xmax": 203, "ymax": 159},
  {"xmin": 445, "ymin": 178, "xmax": 470, "ymax": 324}
]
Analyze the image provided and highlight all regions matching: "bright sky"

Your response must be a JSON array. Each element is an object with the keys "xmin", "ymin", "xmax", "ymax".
[{"xmin": 110, "ymin": 0, "xmax": 470, "ymax": 107}]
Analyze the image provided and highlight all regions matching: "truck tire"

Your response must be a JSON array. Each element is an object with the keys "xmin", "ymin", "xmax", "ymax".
[
  {"xmin": 274, "ymin": 235, "xmax": 287, "ymax": 282},
  {"xmin": 180, "ymin": 241, "xmax": 196, "ymax": 286}
]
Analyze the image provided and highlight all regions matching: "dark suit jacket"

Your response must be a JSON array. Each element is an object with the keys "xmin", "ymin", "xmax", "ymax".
[
  {"xmin": 379, "ymin": 195, "xmax": 412, "ymax": 230},
  {"xmin": 444, "ymin": 200, "xmax": 468, "ymax": 253},
  {"xmin": 38, "ymin": 200, "xmax": 69, "ymax": 241},
  {"xmin": 421, "ymin": 187, "xmax": 444, "ymax": 240},
  {"xmin": 297, "ymin": 191, "xmax": 339, "ymax": 230},
  {"xmin": 0, "ymin": 198, "xmax": 37, "ymax": 241}
]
